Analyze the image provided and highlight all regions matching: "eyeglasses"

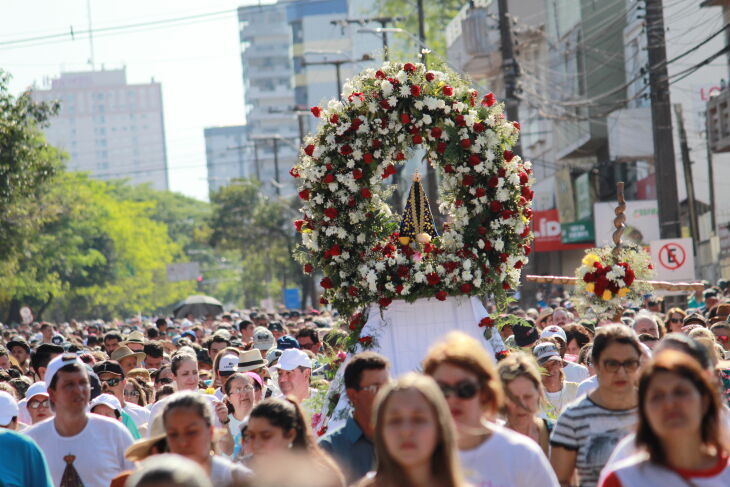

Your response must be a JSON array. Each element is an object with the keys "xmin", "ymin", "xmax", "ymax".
[
  {"xmin": 28, "ymin": 399, "xmax": 49, "ymax": 409},
  {"xmin": 356, "ymin": 383, "xmax": 384, "ymax": 394},
  {"xmin": 438, "ymin": 380, "xmax": 482, "ymax": 400},
  {"xmin": 101, "ymin": 378, "xmax": 122, "ymax": 387},
  {"xmin": 124, "ymin": 389, "xmax": 140, "ymax": 397},
  {"xmin": 229, "ymin": 386, "xmax": 254, "ymax": 394},
  {"xmin": 601, "ymin": 359, "xmax": 640, "ymax": 373},
  {"xmin": 157, "ymin": 377, "xmax": 174, "ymax": 385}
]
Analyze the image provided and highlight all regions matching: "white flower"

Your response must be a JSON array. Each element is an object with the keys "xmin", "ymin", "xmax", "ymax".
[
  {"xmin": 387, "ymin": 95, "xmax": 397, "ymax": 107},
  {"xmin": 381, "ymin": 80, "xmax": 393, "ymax": 96},
  {"xmin": 414, "ymin": 272, "xmax": 426, "ymax": 283},
  {"xmin": 493, "ymin": 238, "xmax": 504, "ymax": 251},
  {"xmin": 396, "ymin": 70, "xmax": 408, "ymax": 83},
  {"xmin": 399, "ymin": 85, "xmax": 411, "ymax": 97},
  {"xmin": 422, "ymin": 114, "xmax": 432, "ymax": 125}
]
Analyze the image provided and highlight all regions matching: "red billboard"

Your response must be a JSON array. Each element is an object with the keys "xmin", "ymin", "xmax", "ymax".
[{"xmin": 532, "ymin": 209, "xmax": 594, "ymax": 252}]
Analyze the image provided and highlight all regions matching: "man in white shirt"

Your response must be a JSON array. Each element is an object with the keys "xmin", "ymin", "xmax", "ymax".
[
  {"xmin": 272, "ymin": 349, "xmax": 312, "ymax": 403},
  {"xmin": 25, "ymin": 354, "xmax": 134, "ymax": 487},
  {"xmin": 92, "ymin": 360, "xmax": 150, "ymax": 429}
]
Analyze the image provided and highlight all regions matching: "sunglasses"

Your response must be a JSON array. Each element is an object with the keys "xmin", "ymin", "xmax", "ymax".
[
  {"xmin": 669, "ymin": 317, "xmax": 682, "ymax": 323},
  {"xmin": 101, "ymin": 378, "xmax": 122, "ymax": 387},
  {"xmin": 438, "ymin": 380, "xmax": 482, "ymax": 400},
  {"xmin": 28, "ymin": 399, "xmax": 50, "ymax": 409},
  {"xmin": 124, "ymin": 389, "xmax": 140, "ymax": 397}
]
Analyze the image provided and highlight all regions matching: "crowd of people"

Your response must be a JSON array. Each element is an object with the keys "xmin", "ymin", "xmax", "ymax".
[{"xmin": 1, "ymin": 283, "xmax": 730, "ymax": 487}]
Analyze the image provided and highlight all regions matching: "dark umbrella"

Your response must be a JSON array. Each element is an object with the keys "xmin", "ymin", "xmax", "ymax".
[{"xmin": 173, "ymin": 295, "xmax": 224, "ymax": 319}]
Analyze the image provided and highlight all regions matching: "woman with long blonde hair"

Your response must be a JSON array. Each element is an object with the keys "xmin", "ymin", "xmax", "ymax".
[{"xmin": 359, "ymin": 373, "xmax": 466, "ymax": 487}]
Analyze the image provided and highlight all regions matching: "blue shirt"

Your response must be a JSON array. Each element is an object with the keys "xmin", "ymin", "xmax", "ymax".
[
  {"xmin": 318, "ymin": 414, "xmax": 374, "ymax": 484},
  {"xmin": 0, "ymin": 429, "xmax": 53, "ymax": 487}
]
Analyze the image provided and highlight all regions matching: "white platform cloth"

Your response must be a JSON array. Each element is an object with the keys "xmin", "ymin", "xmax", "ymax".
[{"xmin": 360, "ymin": 295, "xmax": 505, "ymax": 376}]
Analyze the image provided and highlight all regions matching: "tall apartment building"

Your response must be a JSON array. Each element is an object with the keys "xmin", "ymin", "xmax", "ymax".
[
  {"xmin": 32, "ymin": 69, "xmax": 169, "ymax": 190},
  {"xmin": 204, "ymin": 125, "xmax": 251, "ymax": 195}
]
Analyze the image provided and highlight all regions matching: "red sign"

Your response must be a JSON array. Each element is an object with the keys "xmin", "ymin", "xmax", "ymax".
[
  {"xmin": 659, "ymin": 242, "xmax": 686, "ymax": 270},
  {"xmin": 532, "ymin": 209, "xmax": 593, "ymax": 253}
]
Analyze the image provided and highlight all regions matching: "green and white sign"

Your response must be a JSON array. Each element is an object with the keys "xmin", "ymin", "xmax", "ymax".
[{"xmin": 562, "ymin": 219, "xmax": 595, "ymax": 244}]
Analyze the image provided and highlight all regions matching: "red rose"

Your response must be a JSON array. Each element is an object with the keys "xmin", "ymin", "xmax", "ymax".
[
  {"xmin": 431, "ymin": 127, "xmax": 443, "ymax": 138},
  {"xmin": 460, "ymin": 138, "xmax": 472, "ymax": 149},
  {"xmin": 513, "ymin": 121, "xmax": 521, "ymax": 130},
  {"xmin": 520, "ymin": 227, "xmax": 530, "ymax": 238},
  {"xmin": 310, "ymin": 106, "xmax": 321, "ymax": 118},
  {"xmin": 298, "ymin": 189, "xmax": 310, "ymax": 200},
  {"xmin": 360, "ymin": 188, "xmax": 372, "ymax": 198},
  {"xmin": 475, "ymin": 187, "xmax": 486, "ymax": 198},
  {"xmin": 523, "ymin": 245, "xmax": 531, "ymax": 255},
  {"xmin": 482, "ymin": 92, "xmax": 496, "ymax": 107},
  {"xmin": 437, "ymin": 142, "xmax": 447, "ymax": 153},
  {"xmin": 330, "ymin": 114, "xmax": 339, "ymax": 124},
  {"xmin": 353, "ymin": 169, "xmax": 363, "ymax": 180},
  {"xmin": 372, "ymin": 139, "xmax": 382, "ymax": 149},
  {"xmin": 455, "ymin": 199, "xmax": 464, "ymax": 207},
  {"xmin": 320, "ymin": 277, "xmax": 333, "ymax": 289},
  {"xmin": 483, "ymin": 240, "xmax": 493, "ymax": 251},
  {"xmin": 397, "ymin": 265, "xmax": 409, "ymax": 278},
  {"xmin": 324, "ymin": 173, "xmax": 335, "ymax": 183},
  {"xmin": 304, "ymin": 144, "xmax": 315, "ymax": 156},
  {"xmin": 425, "ymin": 72, "xmax": 435, "ymax": 82},
  {"xmin": 396, "ymin": 152, "xmax": 406, "ymax": 161},
  {"xmin": 442, "ymin": 86, "xmax": 454, "ymax": 96},
  {"xmin": 473, "ymin": 122, "xmax": 486, "ymax": 133},
  {"xmin": 435, "ymin": 290, "xmax": 448, "ymax": 301},
  {"xmin": 502, "ymin": 282, "xmax": 511, "ymax": 290},
  {"xmin": 460, "ymin": 283, "xmax": 473, "ymax": 293},
  {"xmin": 347, "ymin": 197, "xmax": 356, "ymax": 208},
  {"xmin": 324, "ymin": 207, "xmax": 338, "ymax": 219},
  {"xmin": 503, "ymin": 150, "xmax": 514, "ymax": 162},
  {"xmin": 479, "ymin": 317, "xmax": 494, "ymax": 328},
  {"xmin": 490, "ymin": 201, "xmax": 503, "ymax": 213},
  {"xmin": 289, "ymin": 167, "xmax": 300, "ymax": 178},
  {"xmin": 303, "ymin": 263, "xmax": 313, "ymax": 273},
  {"xmin": 294, "ymin": 219, "xmax": 306, "ymax": 232},
  {"xmin": 413, "ymin": 134, "xmax": 423, "ymax": 144},
  {"xmin": 320, "ymin": 297, "xmax": 328, "ymax": 305},
  {"xmin": 363, "ymin": 153, "xmax": 374, "ymax": 164},
  {"xmin": 376, "ymin": 70, "xmax": 386, "ymax": 79},
  {"xmin": 488, "ymin": 176, "xmax": 499, "ymax": 188},
  {"xmin": 379, "ymin": 297, "xmax": 393, "ymax": 308},
  {"xmin": 426, "ymin": 273, "xmax": 440, "ymax": 286},
  {"xmin": 455, "ymin": 115, "xmax": 466, "ymax": 127},
  {"xmin": 340, "ymin": 145, "xmax": 353, "ymax": 156},
  {"xmin": 444, "ymin": 164, "xmax": 455, "ymax": 173},
  {"xmin": 379, "ymin": 99, "xmax": 390, "ymax": 109},
  {"xmin": 462, "ymin": 175, "xmax": 474, "ymax": 186},
  {"xmin": 327, "ymin": 245, "xmax": 342, "ymax": 258},
  {"xmin": 469, "ymin": 154, "xmax": 481, "ymax": 166},
  {"xmin": 519, "ymin": 172, "xmax": 529, "ymax": 184},
  {"xmin": 500, "ymin": 253, "xmax": 509, "ymax": 263},
  {"xmin": 403, "ymin": 63, "xmax": 416, "ymax": 73},
  {"xmin": 410, "ymin": 84, "xmax": 421, "ymax": 96},
  {"xmin": 348, "ymin": 286, "xmax": 358, "ymax": 297},
  {"xmin": 400, "ymin": 113, "xmax": 411, "ymax": 124},
  {"xmin": 477, "ymin": 226, "xmax": 487, "ymax": 235},
  {"xmin": 358, "ymin": 336, "xmax": 373, "ymax": 346},
  {"xmin": 498, "ymin": 168, "xmax": 507, "ymax": 177},
  {"xmin": 382, "ymin": 164, "xmax": 396, "ymax": 178},
  {"xmin": 395, "ymin": 284, "xmax": 404, "ymax": 294}
]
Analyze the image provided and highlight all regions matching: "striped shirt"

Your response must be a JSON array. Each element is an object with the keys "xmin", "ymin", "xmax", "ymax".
[{"xmin": 550, "ymin": 396, "xmax": 637, "ymax": 487}]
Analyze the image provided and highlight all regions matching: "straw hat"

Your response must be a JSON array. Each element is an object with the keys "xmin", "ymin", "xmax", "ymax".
[{"xmin": 125, "ymin": 413, "xmax": 166, "ymax": 462}]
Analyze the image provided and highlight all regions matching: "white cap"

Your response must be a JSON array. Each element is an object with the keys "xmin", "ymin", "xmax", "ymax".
[
  {"xmin": 0, "ymin": 391, "xmax": 19, "ymax": 425},
  {"xmin": 218, "ymin": 354, "xmax": 238, "ymax": 375},
  {"xmin": 533, "ymin": 342, "xmax": 562, "ymax": 365},
  {"xmin": 90, "ymin": 393, "xmax": 122, "ymax": 414},
  {"xmin": 45, "ymin": 353, "xmax": 85, "ymax": 389},
  {"xmin": 540, "ymin": 325, "xmax": 567, "ymax": 343},
  {"xmin": 25, "ymin": 382, "xmax": 49, "ymax": 401},
  {"xmin": 271, "ymin": 349, "xmax": 312, "ymax": 371}
]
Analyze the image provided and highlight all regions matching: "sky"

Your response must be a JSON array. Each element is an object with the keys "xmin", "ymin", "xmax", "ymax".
[{"xmin": 1, "ymin": 0, "xmax": 271, "ymax": 201}]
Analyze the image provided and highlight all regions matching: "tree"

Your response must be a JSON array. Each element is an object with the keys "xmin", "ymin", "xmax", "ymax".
[{"xmin": 373, "ymin": 0, "xmax": 465, "ymax": 60}]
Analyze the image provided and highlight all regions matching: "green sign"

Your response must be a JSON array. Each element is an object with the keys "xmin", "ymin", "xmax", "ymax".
[
  {"xmin": 574, "ymin": 172, "xmax": 593, "ymax": 221},
  {"xmin": 562, "ymin": 219, "xmax": 595, "ymax": 244}
]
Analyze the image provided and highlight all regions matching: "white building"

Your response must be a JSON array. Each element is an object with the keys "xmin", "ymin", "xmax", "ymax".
[
  {"xmin": 204, "ymin": 125, "xmax": 251, "ymax": 195},
  {"xmin": 32, "ymin": 69, "xmax": 168, "ymax": 190}
]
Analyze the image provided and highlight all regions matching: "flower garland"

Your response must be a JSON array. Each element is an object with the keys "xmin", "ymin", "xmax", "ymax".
[
  {"xmin": 573, "ymin": 245, "xmax": 654, "ymax": 317},
  {"xmin": 292, "ymin": 61, "xmax": 533, "ymax": 319}
]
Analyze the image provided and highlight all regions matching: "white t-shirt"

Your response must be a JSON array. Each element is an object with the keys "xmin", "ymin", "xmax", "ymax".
[
  {"xmin": 577, "ymin": 375, "xmax": 599, "ymax": 398},
  {"xmin": 123, "ymin": 401, "xmax": 150, "ymax": 427},
  {"xmin": 210, "ymin": 454, "xmax": 252, "ymax": 487},
  {"xmin": 459, "ymin": 423, "xmax": 560, "ymax": 487},
  {"xmin": 564, "ymin": 361, "xmax": 590, "ymax": 384},
  {"xmin": 540, "ymin": 381, "xmax": 579, "ymax": 420},
  {"xmin": 24, "ymin": 414, "xmax": 134, "ymax": 487},
  {"xmin": 600, "ymin": 452, "xmax": 730, "ymax": 487}
]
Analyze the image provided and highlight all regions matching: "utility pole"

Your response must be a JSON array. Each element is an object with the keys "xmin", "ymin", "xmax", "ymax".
[
  {"xmin": 674, "ymin": 104, "xmax": 699, "ymax": 252},
  {"xmin": 331, "ymin": 17, "xmax": 404, "ymax": 61},
  {"xmin": 416, "ymin": 0, "xmax": 427, "ymax": 69},
  {"xmin": 646, "ymin": 0, "xmax": 681, "ymax": 238},
  {"xmin": 302, "ymin": 54, "xmax": 373, "ymax": 99},
  {"xmin": 705, "ymin": 117, "xmax": 717, "ymax": 233},
  {"xmin": 272, "ymin": 136, "xmax": 281, "ymax": 197},
  {"xmin": 497, "ymin": 0, "xmax": 522, "ymax": 157}
]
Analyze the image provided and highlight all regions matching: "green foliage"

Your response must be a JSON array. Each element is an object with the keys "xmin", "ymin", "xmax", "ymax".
[
  {"xmin": 373, "ymin": 0, "xmax": 465, "ymax": 60},
  {"xmin": 208, "ymin": 179, "xmax": 302, "ymax": 308}
]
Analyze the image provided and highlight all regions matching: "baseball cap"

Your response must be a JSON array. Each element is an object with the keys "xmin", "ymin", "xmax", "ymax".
[
  {"xmin": 0, "ymin": 391, "xmax": 19, "ymax": 426},
  {"xmin": 276, "ymin": 335, "xmax": 300, "ymax": 350},
  {"xmin": 45, "ymin": 353, "xmax": 86, "ymax": 388},
  {"xmin": 89, "ymin": 393, "xmax": 122, "ymax": 415},
  {"xmin": 218, "ymin": 354, "xmax": 239, "ymax": 377},
  {"xmin": 93, "ymin": 360, "xmax": 125, "ymax": 378},
  {"xmin": 270, "ymin": 349, "xmax": 312, "ymax": 371},
  {"xmin": 513, "ymin": 322, "xmax": 539, "ymax": 348},
  {"xmin": 25, "ymin": 382, "xmax": 49, "ymax": 401},
  {"xmin": 266, "ymin": 348, "xmax": 283, "ymax": 366},
  {"xmin": 541, "ymin": 325, "xmax": 567, "ymax": 343},
  {"xmin": 253, "ymin": 326, "xmax": 276, "ymax": 351},
  {"xmin": 268, "ymin": 321, "xmax": 285, "ymax": 333},
  {"xmin": 533, "ymin": 342, "xmax": 562, "ymax": 365}
]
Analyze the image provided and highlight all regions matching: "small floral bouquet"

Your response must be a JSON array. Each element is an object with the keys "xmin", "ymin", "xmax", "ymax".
[{"xmin": 573, "ymin": 245, "xmax": 654, "ymax": 318}]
